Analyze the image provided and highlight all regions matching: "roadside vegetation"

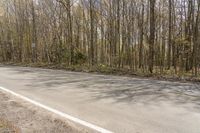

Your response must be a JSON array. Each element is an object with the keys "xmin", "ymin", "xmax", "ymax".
[
  {"xmin": 0, "ymin": 0, "xmax": 199, "ymax": 81},
  {"xmin": 0, "ymin": 119, "xmax": 19, "ymax": 133}
]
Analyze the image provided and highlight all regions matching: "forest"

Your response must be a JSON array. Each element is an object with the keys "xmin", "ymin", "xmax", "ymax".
[{"xmin": 0, "ymin": 0, "xmax": 199, "ymax": 78}]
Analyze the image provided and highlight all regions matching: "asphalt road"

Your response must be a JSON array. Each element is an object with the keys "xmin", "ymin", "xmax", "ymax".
[{"xmin": 0, "ymin": 65, "xmax": 200, "ymax": 133}]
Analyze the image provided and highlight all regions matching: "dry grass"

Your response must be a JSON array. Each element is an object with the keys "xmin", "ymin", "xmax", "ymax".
[{"xmin": 0, "ymin": 118, "xmax": 20, "ymax": 133}]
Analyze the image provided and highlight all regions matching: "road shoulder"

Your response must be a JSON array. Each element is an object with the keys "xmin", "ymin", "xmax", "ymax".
[{"xmin": 0, "ymin": 90, "xmax": 90, "ymax": 133}]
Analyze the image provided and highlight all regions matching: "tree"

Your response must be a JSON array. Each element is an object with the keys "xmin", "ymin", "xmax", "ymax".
[
  {"xmin": 0, "ymin": 0, "xmax": 199, "ymax": 77},
  {"xmin": 149, "ymin": 0, "xmax": 156, "ymax": 73}
]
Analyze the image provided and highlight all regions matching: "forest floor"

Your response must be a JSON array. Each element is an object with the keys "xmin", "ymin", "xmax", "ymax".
[
  {"xmin": 0, "ymin": 91, "xmax": 89, "ymax": 133},
  {"xmin": 2, "ymin": 62, "xmax": 200, "ymax": 84}
]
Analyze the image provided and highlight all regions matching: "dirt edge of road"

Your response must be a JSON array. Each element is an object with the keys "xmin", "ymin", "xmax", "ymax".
[
  {"xmin": 0, "ymin": 90, "xmax": 94, "ymax": 133},
  {"xmin": 1, "ymin": 63, "xmax": 200, "ymax": 84}
]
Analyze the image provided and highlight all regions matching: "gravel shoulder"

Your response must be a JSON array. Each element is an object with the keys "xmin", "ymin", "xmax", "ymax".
[
  {"xmin": 0, "ymin": 91, "xmax": 90, "ymax": 133},
  {"xmin": 0, "ymin": 118, "xmax": 19, "ymax": 133}
]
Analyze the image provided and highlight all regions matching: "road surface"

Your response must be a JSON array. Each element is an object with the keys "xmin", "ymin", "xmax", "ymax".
[{"xmin": 0, "ymin": 65, "xmax": 200, "ymax": 133}]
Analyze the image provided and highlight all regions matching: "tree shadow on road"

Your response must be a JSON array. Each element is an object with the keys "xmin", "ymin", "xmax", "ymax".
[{"xmin": 5, "ymin": 66, "xmax": 200, "ymax": 111}]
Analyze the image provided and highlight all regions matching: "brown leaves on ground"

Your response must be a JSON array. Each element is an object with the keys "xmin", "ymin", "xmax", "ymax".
[{"xmin": 0, "ymin": 118, "xmax": 20, "ymax": 133}]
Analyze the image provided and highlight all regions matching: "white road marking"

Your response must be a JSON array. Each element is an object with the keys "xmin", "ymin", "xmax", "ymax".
[{"xmin": 0, "ymin": 86, "xmax": 113, "ymax": 133}]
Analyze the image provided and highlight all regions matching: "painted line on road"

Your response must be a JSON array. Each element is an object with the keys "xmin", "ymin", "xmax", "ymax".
[{"xmin": 0, "ymin": 86, "xmax": 113, "ymax": 133}]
